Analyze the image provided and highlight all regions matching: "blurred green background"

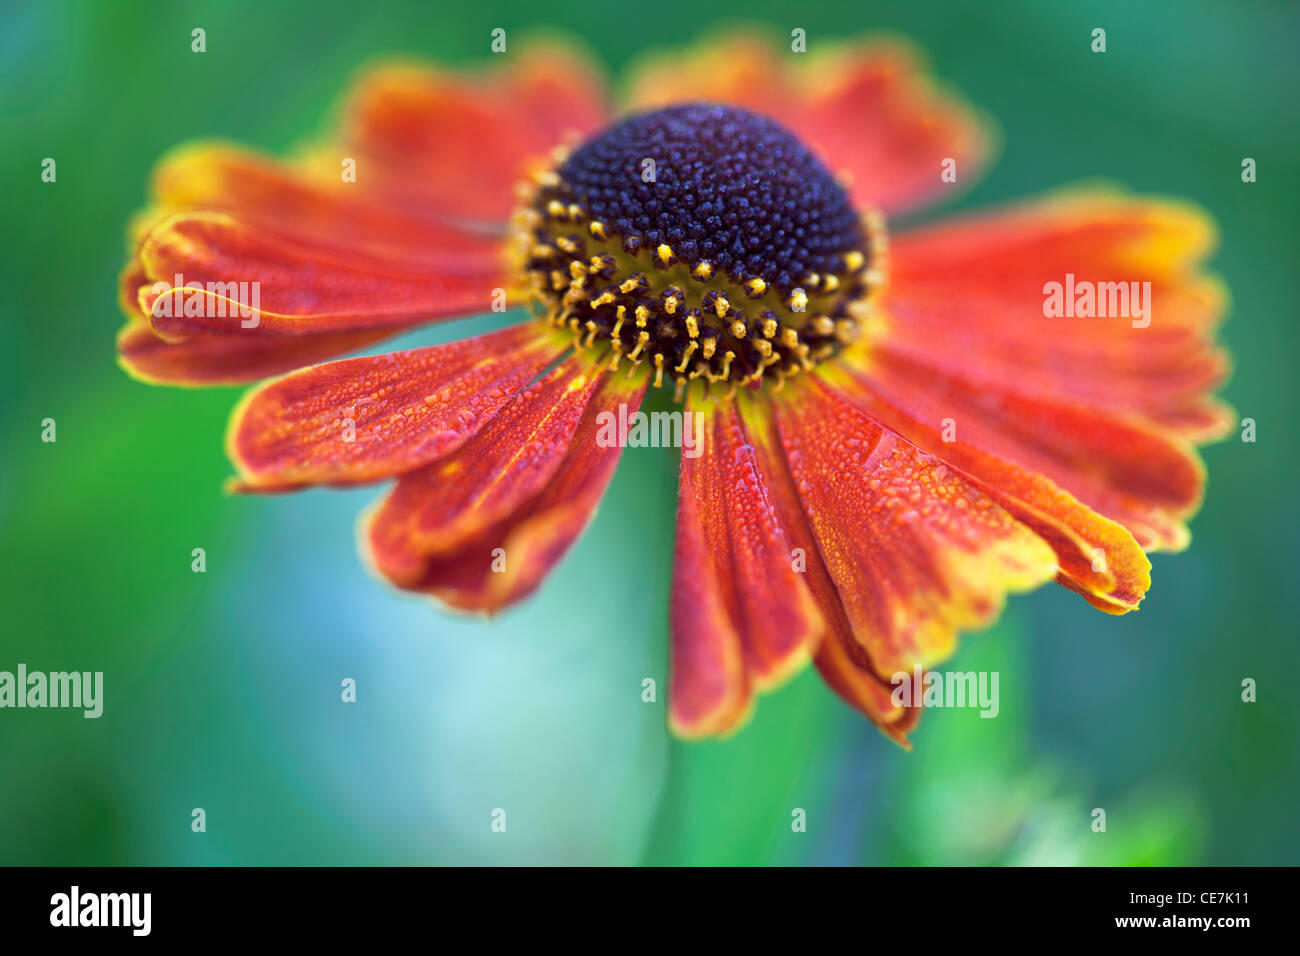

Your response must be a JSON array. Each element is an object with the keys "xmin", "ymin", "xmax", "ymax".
[{"xmin": 2, "ymin": 0, "xmax": 1297, "ymax": 866}]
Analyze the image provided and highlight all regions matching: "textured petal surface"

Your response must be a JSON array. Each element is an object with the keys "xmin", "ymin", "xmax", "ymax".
[
  {"xmin": 367, "ymin": 357, "xmax": 606, "ymax": 587},
  {"xmin": 855, "ymin": 189, "xmax": 1229, "ymax": 599},
  {"xmin": 365, "ymin": 357, "xmax": 645, "ymax": 611},
  {"xmin": 737, "ymin": 395, "xmax": 920, "ymax": 742},
  {"xmin": 137, "ymin": 212, "xmax": 505, "ymax": 339},
  {"xmin": 668, "ymin": 397, "xmax": 822, "ymax": 738},
  {"xmin": 625, "ymin": 30, "xmax": 991, "ymax": 216},
  {"xmin": 883, "ymin": 190, "xmax": 1230, "ymax": 440},
  {"xmin": 827, "ymin": 359, "xmax": 1155, "ymax": 614},
  {"xmin": 227, "ymin": 325, "xmax": 567, "ymax": 490},
  {"xmin": 767, "ymin": 376, "xmax": 1058, "ymax": 681},
  {"xmin": 669, "ymin": 462, "xmax": 751, "ymax": 738},
  {"xmin": 119, "ymin": 152, "xmax": 509, "ymax": 383}
]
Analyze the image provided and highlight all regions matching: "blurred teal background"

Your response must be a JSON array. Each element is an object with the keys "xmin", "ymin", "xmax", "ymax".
[{"xmin": 2, "ymin": 0, "xmax": 1297, "ymax": 865}]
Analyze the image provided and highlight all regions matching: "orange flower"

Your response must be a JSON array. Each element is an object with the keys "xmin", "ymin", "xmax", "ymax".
[{"xmin": 117, "ymin": 32, "xmax": 1230, "ymax": 742}]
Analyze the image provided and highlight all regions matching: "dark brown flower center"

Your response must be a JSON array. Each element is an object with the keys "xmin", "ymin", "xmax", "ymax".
[{"xmin": 512, "ymin": 103, "xmax": 885, "ymax": 396}]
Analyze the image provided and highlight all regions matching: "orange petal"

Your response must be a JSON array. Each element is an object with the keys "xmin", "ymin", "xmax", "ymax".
[
  {"xmin": 842, "ymin": 345, "xmax": 1205, "ymax": 549},
  {"xmin": 813, "ymin": 632, "xmax": 924, "ymax": 745},
  {"xmin": 118, "ymin": 320, "xmax": 393, "ymax": 388},
  {"xmin": 227, "ymin": 324, "xmax": 567, "ymax": 490},
  {"xmin": 797, "ymin": 40, "xmax": 992, "ymax": 216},
  {"xmin": 668, "ymin": 458, "xmax": 751, "ymax": 738},
  {"xmin": 367, "ymin": 356, "xmax": 607, "ymax": 587},
  {"xmin": 118, "ymin": 261, "xmax": 150, "ymax": 317},
  {"xmin": 668, "ymin": 397, "xmax": 823, "ymax": 738},
  {"xmin": 766, "ymin": 376, "xmax": 1058, "ymax": 681},
  {"xmin": 119, "ymin": 144, "xmax": 515, "ymax": 383},
  {"xmin": 624, "ymin": 30, "xmax": 992, "ymax": 216},
  {"xmin": 625, "ymin": 32, "xmax": 800, "ymax": 119},
  {"xmin": 137, "ymin": 212, "xmax": 503, "ymax": 339},
  {"xmin": 364, "ymin": 357, "xmax": 646, "ymax": 611},
  {"xmin": 118, "ymin": 46, "xmax": 588, "ymax": 385},
  {"xmin": 737, "ymin": 395, "xmax": 920, "ymax": 743},
  {"xmin": 1148, "ymin": 398, "xmax": 1236, "ymax": 444},
  {"xmin": 340, "ymin": 37, "xmax": 609, "ymax": 224},
  {"xmin": 884, "ymin": 189, "xmax": 1231, "ymax": 442},
  {"xmin": 824, "ymin": 358, "xmax": 1153, "ymax": 613},
  {"xmin": 149, "ymin": 143, "xmax": 506, "ymax": 270}
]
